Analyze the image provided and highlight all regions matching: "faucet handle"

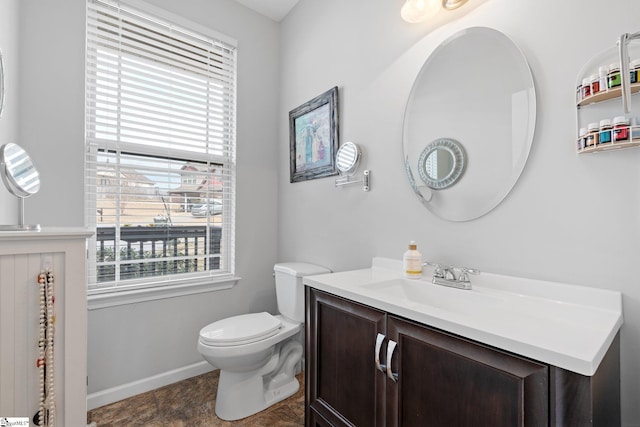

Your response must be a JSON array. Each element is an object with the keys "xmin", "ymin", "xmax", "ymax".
[
  {"xmin": 458, "ymin": 267, "xmax": 480, "ymax": 282},
  {"xmin": 423, "ymin": 261, "xmax": 446, "ymax": 278}
]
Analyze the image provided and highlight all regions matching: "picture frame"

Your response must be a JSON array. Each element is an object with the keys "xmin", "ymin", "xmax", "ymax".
[{"xmin": 289, "ymin": 86, "xmax": 339, "ymax": 183}]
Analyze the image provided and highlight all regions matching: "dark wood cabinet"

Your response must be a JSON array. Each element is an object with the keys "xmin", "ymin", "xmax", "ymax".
[
  {"xmin": 306, "ymin": 287, "xmax": 620, "ymax": 427},
  {"xmin": 386, "ymin": 315, "xmax": 547, "ymax": 426},
  {"xmin": 305, "ymin": 286, "xmax": 387, "ymax": 426}
]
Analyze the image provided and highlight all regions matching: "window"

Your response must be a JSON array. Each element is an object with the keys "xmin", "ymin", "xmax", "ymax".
[{"xmin": 85, "ymin": 0, "xmax": 236, "ymax": 295}]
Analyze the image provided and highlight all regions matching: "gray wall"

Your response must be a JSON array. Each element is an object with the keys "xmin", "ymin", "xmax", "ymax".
[
  {"xmin": 278, "ymin": 0, "xmax": 640, "ymax": 424},
  {"xmin": 13, "ymin": 0, "xmax": 281, "ymax": 396},
  {"xmin": 0, "ymin": 0, "xmax": 19, "ymax": 224},
  {"xmin": 18, "ymin": 0, "xmax": 86, "ymax": 227}
]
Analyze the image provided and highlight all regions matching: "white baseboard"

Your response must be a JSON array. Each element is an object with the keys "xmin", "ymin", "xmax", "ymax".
[{"xmin": 87, "ymin": 361, "xmax": 216, "ymax": 410}]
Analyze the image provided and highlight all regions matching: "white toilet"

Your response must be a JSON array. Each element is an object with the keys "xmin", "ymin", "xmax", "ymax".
[{"xmin": 197, "ymin": 262, "xmax": 330, "ymax": 421}]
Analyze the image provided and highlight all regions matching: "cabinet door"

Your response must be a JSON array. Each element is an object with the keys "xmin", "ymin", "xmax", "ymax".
[
  {"xmin": 386, "ymin": 316, "xmax": 548, "ymax": 427},
  {"xmin": 306, "ymin": 288, "xmax": 387, "ymax": 427}
]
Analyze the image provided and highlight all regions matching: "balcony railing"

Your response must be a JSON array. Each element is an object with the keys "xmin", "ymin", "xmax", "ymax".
[{"xmin": 96, "ymin": 225, "xmax": 222, "ymax": 282}]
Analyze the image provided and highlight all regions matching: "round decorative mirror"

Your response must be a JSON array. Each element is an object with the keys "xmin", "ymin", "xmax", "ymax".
[
  {"xmin": 403, "ymin": 27, "xmax": 536, "ymax": 221},
  {"xmin": 336, "ymin": 142, "xmax": 361, "ymax": 176},
  {"xmin": 417, "ymin": 138, "xmax": 466, "ymax": 189},
  {"xmin": 0, "ymin": 143, "xmax": 41, "ymax": 230},
  {"xmin": 0, "ymin": 50, "xmax": 5, "ymax": 118},
  {"xmin": 1, "ymin": 143, "xmax": 40, "ymax": 197}
]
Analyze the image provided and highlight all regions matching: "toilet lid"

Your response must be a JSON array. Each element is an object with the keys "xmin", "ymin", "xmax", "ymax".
[{"xmin": 199, "ymin": 312, "xmax": 282, "ymax": 347}]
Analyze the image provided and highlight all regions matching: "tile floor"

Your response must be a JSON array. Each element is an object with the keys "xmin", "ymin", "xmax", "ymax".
[{"xmin": 87, "ymin": 370, "xmax": 305, "ymax": 426}]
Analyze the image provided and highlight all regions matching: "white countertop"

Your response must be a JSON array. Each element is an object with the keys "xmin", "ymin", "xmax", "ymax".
[{"xmin": 303, "ymin": 257, "xmax": 623, "ymax": 376}]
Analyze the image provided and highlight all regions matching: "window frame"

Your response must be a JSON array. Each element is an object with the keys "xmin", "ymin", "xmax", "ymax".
[{"xmin": 85, "ymin": 0, "xmax": 239, "ymax": 307}]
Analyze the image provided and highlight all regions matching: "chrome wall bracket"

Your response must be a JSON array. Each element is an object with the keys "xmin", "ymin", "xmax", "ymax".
[{"xmin": 335, "ymin": 170, "xmax": 370, "ymax": 192}]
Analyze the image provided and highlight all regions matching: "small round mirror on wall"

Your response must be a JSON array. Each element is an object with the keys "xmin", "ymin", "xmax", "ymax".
[
  {"xmin": 336, "ymin": 141, "xmax": 361, "ymax": 176},
  {"xmin": 0, "ymin": 143, "xmax": 41, "ymax": 230},
  {"xmin": 334, "ymin": 141, "xmax": 370, "ymax": 191},
  {"xmin": 403, "ymin": 27, "xmax": 536, "ymax": 222}
]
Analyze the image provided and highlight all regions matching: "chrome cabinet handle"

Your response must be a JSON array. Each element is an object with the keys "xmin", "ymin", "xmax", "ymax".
[
  {"xmin": 375, "ymin": 333, "xmax": 386, "ymax": 373},
  {"xmin": 386, "ymin": 340, "xmax": 398, "ymax": 382}
]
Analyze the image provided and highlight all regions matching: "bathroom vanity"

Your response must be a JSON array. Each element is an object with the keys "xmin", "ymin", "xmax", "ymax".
[{"xmin": 303, "ymin": 258, "xmax": 622, "ymax": 426}]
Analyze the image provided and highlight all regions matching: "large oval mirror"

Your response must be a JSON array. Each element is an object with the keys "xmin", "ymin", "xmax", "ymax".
[{"xmin": 403, "ymin": 27, "xmax": 536, "ymax": 221}]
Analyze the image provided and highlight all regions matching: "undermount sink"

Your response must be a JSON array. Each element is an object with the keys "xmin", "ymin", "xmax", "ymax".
[
  {"xmin": 359, "ymin": 278, "xmax": 504, "ymax": 314},
  {"xmin": 303, "ymin": 257, "xmax": 623, "ymax": 376},
  {"xmin": 358, "ymin": 276, "xmax": 612, "ymax": 329}
]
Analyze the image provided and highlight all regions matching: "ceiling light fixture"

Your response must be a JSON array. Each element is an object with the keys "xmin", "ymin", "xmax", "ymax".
[
  {"xmin": 442, "ymin": 0, "xmax": 468, "ymax": 10},
  {"xmin": 400, "ymin": 0, "xmax": 439, "ymax": 23},
  {"xmin": 401, "ymin": 0, "xmax": 469, "ymax": 23}
]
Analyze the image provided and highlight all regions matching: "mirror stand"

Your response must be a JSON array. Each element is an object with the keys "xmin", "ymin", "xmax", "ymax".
[
  {"xmin": 0, "ymin": 198, "xmax": 41, "ymax": 231},
  {"xmin": 335, "ymin": 170, "xmax": 371, "ymax": 192}
]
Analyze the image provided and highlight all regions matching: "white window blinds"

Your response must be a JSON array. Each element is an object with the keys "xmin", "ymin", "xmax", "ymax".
[{"xmin": 85, "ymin": 0, "xmax": 237, "ymax": 292}]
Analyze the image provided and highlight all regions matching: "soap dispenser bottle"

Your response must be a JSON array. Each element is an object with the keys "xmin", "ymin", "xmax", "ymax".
[{"xmin": 403, "ymin": 241, "xmax": 422, "ymax": 279}]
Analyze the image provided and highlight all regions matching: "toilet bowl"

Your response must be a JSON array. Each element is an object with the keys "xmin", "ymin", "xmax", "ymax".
[{"xmin": 197, "ymin": 262, "xmax": 330, "ymax": 421}]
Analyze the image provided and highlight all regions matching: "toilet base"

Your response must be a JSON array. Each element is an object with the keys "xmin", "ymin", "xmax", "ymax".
[{"xmin": 214, "ymin": 340, "xmax": 302, "ymax": 421}]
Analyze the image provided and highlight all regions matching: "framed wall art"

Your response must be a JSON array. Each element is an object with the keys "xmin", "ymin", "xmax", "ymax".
[{"xmin": 289, "ymin": 86, "xmax": 339, "ymax": 183}]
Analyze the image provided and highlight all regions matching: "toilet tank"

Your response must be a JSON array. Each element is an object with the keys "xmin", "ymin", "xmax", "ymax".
[{"xmin": 274, "ymin": 262, "xmax": 331, "ymax": 322}]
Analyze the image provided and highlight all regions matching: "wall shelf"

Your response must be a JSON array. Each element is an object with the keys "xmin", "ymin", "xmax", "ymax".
[
  {"xmin": 577, "ymin": 83, "xmax": 640, "ymax": 107},
  {"xmin": 575, "ymin": 42, "xmax": 640, "ymax": 154},
  {"xmin": 577, "ymin": 136, "xmax": 640, "ymax": 154}
]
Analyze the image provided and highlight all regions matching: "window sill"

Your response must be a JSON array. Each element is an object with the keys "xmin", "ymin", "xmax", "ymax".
[{"xmin": 87, "ymin": 276, "xmax": 241, "ymax": 310}]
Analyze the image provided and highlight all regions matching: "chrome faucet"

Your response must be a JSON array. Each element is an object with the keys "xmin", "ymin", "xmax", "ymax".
[{"xmin": 423, "ymin": 262, "xmax": 480, "ymax": 290}]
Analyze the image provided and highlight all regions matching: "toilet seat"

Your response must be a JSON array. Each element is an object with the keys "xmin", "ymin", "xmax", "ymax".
[{"xmin": 199, "ymin": 312, "xmax": 282, "ymax": 347}]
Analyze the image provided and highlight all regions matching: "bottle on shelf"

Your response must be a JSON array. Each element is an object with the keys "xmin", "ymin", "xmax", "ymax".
[
  {"xmin": 599, "ymin": 66, "xmax": 608, "ymax": 92},
  {"xmin": 576, "ymin": 81, "xmax": 583, "ymax": 103},
  {"xmin": 630, "ymin": 59, "xmax": 640, "ymax": 84},
  {"xmin": 585, "ymin": 122, "xmax": 599, "ymax": 147},
  {"xmin": 582, "ymin": 77, "xmax": 592, "ymax": 99},
  {"xmin": 599, "ymin": 119, "xmax": 613, "ymax": 144},
  {"xmin": 613, "ymin": 116, "xmax": 630, "ymax": 141},
  {"xmin": 578, "ymin": 127, "xmax": 587, "ymax": 150},
  {"xmin": 608, "ymin": 63, "xmax": 622, "ymax": 89},
  {"xmin": 590, "ymin": 74, "xmax": 601, "ymax": 95}
]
